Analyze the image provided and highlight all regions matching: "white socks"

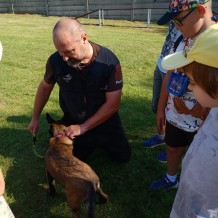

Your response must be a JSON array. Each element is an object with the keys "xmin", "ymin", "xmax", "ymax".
[
  {"xmin": 166, "ymin": 173, "xmax": 177, "ymax": 182},
  {"xmin": 157, "ymin": 134, "xmax": 165, "ymax": 140}
]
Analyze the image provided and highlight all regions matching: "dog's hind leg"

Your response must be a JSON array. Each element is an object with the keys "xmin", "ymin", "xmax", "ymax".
[
  {"xmin": 65, "ymin": 179, "xmax": 94, "ymax": 218},
  {"xmin": 46, "ymin": 170, "xmax": 56, "ymax": 196},
  {"xmin": 86, "ymin": 182, "xmax": 96, "ymax": 218},
  {"xmin": 65, "ymin": 186, "xmax": 83, "ymax": 218}
]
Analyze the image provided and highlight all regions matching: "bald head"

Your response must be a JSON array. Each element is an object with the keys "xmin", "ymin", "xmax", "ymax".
[
  {"xmin": 53, "ymin": 18, "xmax": 85, "ymax": 42},
  {"xmin": 52, "ymin": 18, "xmax": 92, "ymax": 66}
]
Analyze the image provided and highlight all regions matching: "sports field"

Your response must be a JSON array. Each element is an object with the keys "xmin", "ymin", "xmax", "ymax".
[{"xmin": 0, "ymin": 14, "xmax": 176, "ymax": 218}]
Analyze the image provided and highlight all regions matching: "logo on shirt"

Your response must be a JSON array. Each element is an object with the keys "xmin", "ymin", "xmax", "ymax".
[
  {"xmin": 62, "ymin": 74, "xmax": 72, "ymax": 83},
  {"xmin": 116, "ymin": 80, "xmax": 123, "ymax": 85}
]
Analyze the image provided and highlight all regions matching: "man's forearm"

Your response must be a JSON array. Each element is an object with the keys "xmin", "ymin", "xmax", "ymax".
[
  {"xmin": 80, "ymin": 90, "xmax": 121, "ymax": 134},
  {"xmin": 80, "ymin": 102, "xmax": 119, "ymax": 134},
  {"xmin": 32, "ymin": 80, "xmax": 54, "ymax": 120}
]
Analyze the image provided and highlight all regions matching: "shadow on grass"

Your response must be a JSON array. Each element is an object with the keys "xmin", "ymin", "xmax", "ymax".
[
  {"xmin": 0, "ymin": 95, "xmax": 177, "ymax": 217},
  {"xmin": 0, "ymin": 114, "xmax": 72, "ymax": 218}
]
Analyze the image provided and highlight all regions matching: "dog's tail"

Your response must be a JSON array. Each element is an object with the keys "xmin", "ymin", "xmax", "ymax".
[
  {"xmin": 86, "ymin": 182, "xmax": 96, "ymax": 218},
  {"xmin": 96, "ymin": 183, "xmax": 108, "ymax": 204}
]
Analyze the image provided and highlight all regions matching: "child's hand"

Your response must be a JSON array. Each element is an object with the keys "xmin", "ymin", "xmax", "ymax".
[
  {"xmin": 0, "ymin": 169, "xmax": 5, "ymax": 196},
  {"xmin": 156, "ymin": 110, "xmax": 166, "ymax": 134}
]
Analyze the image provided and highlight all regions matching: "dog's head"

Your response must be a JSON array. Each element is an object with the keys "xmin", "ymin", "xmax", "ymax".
[
  {"xmin": 46, "ymin": 113, "xmax": 72, "ymax": 145},
  {"xmin": 46, "ymin": 113, "xmax": 66, "ymax": 137},
  {"xmin": 50, "ymin": 123, "xmax": 67, "ymax": 138}
]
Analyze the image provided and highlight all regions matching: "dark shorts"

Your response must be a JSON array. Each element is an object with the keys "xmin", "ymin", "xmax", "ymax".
[{"xmin": 165, "ymin": 121, "xmax": 197, "ymax": 148}]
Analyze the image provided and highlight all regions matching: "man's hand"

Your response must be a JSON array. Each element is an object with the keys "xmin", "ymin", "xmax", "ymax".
[
  {"xmin": 65, "ymin": 125, "xmax": 83, "ymax": 139},
  {"xmin": 28, "ymin": 119, "xmax": 39, "ymax": 135}
]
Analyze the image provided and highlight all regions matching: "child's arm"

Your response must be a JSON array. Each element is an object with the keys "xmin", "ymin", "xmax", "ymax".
[
  {"xmin": 156, "ymin": 71, "xmax": 172, "ymax": 134},
  {"xmin": 0, "ymin": 169, "xmax": 5, "ymax": 196}
]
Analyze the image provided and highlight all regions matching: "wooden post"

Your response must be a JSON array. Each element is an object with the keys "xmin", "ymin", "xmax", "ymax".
[
  {"xmin": 99, "ymin": 9, "xmax": 102, "ymax": 26},
  {"xmin": 11, "ymin": 0, "xmax": 14, "ymax": 14},
  {"xmin": 102, "ymin": 9, "xmax": 104, "ymax": 25},
  {"xmin": 131, "ymin": 0, "xmax": 136, "ymax": 21},
  {"xmin": 86, "ymin": 0, "xmax": 89, "ymax": 19},
  {"xmin": 99, "ymin": 9, "xmax": 104, "ymax": 26},
  {"xmin": 147, "ymin": 9, "xmax": 151, "ymax": 28},
  {"xmin": 45, "ymin": 0, "xmax": 49, "ymax": 16}
]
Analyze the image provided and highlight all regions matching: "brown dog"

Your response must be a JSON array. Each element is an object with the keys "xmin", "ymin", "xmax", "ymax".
[{"xmin": 45, "ymin": 113, "xmax": 108, "ymax": 218}]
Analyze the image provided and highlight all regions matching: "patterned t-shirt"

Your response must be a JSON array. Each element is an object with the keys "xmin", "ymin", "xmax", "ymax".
[
  {"xmin": 157, "ymin": 21, "xmax": 182, "ymax": 73},
  {"xmin": 165, "ymin": 38, "xmax": 209, "ymax": 132}
]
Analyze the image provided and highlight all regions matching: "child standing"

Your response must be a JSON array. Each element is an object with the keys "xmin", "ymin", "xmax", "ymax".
[
  {"xmin": 162, "ymin": 23, "xmax": 218, "ymax": 218},
  {"xmin": 0, "ymin": 42, "xmax": 15, "ymax": 218},
  {"xmin": 0, "ymin": 169, "xmax": 5, "ymax": 196},
  {"xmin": 149, "ymin": 0, "xmax": 215, "ymax": 191},
  {"xmin": 0, "ymin": 169, "xmax": 15, "ymax": 218},
  {"xmin": 143, "ymin": 21, "xmax": 182, "ymax": 163}
]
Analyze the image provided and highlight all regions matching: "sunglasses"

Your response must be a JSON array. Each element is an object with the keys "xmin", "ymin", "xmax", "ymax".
[{"xmin": 173, "ymin": 8, "xmax": 195, "ymax": 26}]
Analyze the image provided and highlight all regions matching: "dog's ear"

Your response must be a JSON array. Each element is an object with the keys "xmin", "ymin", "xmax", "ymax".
[{"xmin": 46, "ymin": 113, "xmax": 55, "ymax": 124}]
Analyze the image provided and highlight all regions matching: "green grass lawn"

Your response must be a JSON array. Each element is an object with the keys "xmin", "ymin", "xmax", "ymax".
[{"xmin": 0, "ymin": 14, "xmax": 177, "ymax": 218}]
